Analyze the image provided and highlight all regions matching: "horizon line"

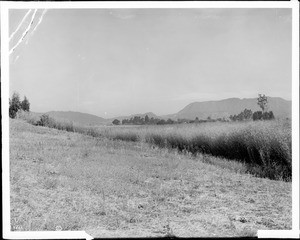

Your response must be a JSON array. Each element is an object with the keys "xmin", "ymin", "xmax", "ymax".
[{"xmin": 31, "ymin": 95, "xmax": 291, "ymax": 119}]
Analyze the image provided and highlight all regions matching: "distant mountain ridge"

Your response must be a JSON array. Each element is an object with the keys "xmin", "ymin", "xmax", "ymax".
[
  {"xmin": 41, "ymin": 97, "xmax": 291, "ymax": 125},
  {"xmin": 164, "ymin": 97, "xmax": 291, "ymax": 120}
]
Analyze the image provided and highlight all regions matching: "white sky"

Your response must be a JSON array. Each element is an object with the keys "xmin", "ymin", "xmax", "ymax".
[{"xmin": 9, "ymin": 8, "xmax": 292, "ymax": 118}]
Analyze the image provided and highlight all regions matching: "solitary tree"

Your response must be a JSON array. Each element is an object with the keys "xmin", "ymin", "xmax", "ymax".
[
  {"xmin": 21, "ymin": 96, "xmax": 30, "ymax": 111},
  {"xmin": 257, "ymin": 94, "xmax": 268, "ymax": 113}
]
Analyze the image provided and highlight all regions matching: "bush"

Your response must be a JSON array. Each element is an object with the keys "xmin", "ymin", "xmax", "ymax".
[
  {"xmin": 15, "ymin": 110, "xmax": 39, "ymax": 125},
  {"xmin": 253, "ymin": 111, "xmax": 275, "ymax": 121},
  {"xmin": 36, "ymin": 114, "xmax": 53, "ymax": 127}
]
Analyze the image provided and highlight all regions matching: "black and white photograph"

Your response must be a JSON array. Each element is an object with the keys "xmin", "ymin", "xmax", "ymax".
[{"xmin": 2, "ymin": 1, "xmax": 299, "ymax": 239}]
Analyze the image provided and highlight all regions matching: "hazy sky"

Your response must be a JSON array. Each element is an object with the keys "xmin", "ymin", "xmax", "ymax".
[{"xmin": 9, "ymin": 8, "xmax": 292, "ymax": 118}]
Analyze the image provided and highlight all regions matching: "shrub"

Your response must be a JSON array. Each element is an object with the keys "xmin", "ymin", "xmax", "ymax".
[
  {"xmin": 36, "ymin": 114, "xmax": 54, "ymax": 127},
  {"xmin": 252, "ymin": 111, "xmax": 263, "ymax": 121},
  {"xmin": 253, "ymin": 111, "xmax": 275, "ymax": 121},
  {"xmin": 16, "ymin": 110, "xmax": 39, "ymax": 125}
]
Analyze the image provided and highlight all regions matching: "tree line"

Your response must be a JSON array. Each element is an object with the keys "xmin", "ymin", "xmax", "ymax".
[
  {"xmin": 112, "ymin": 116, "xmax": 176, "ymax": 125},
  {"xmin": 112, "ymin": 94, "xmax": 275, "ymax": 125},
  {"xmin": 9, "ymin": 92, "xmax": 30, "ymax": 118},
  {"xmin": 230, "ymin": 94, "xmax": 274, "ymax": 121}
]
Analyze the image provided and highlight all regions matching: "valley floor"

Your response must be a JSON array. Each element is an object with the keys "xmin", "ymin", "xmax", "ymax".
[{"xmin": 9, "ymin": 119, "xmax": 292, "ymax": 237}]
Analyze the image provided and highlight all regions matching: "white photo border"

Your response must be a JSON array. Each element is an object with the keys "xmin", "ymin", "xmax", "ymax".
[{"xmin": 1, "ymin": 1, "xmax": 299, "ymax": 239}]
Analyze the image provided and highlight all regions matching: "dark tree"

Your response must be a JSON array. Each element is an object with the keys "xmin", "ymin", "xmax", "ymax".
[
  {"xmin": 166, "ymin": 118, "xmax": 174, "ymax": 124},
  {"xmin": 262, "ymin": 111, "xmax": 275, "ymax": 120},
  {"xmin": 253, "ymin": 111, "xmax": 263, "ymax": 121},
  {"xmin": 268, "ymin": 111, "xmax": 275, "ymax": 120},
  {"xmin": 21, "ymin": 96, "xmax": 30, "ymax": 111},
  {"xmin": 243, "ymin": 108, "xmax": 253, "ymax": 120},
  {"xmin": 257, "ymin": 94, "xmax": 268, "ymax": 113},
  {"xmin": 157, "ymin": 119, "xmax": 166, "ymax": 125},
  {"xmin": 9, "ymin": 92, "xmax": 21, "ymax": 118},
  {"xmin": 145, "ymin": 115, "xmax": 149, "ymax": 124},
  {"xmin": 112, "ymin": 119, "xmax": 120, "ymax": 125}
]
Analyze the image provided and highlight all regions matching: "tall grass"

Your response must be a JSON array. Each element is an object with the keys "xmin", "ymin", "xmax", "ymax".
[
  {"xmin": 142, "ymin": 121, "xmax": 291, "ymax": 181},
  {"xmin": 17, "ymin": 111, "xmax": 292, "ymax": 181},
  {"xmin": 95, "ymin": 121, "xmax": 291, "ymax": 181}
]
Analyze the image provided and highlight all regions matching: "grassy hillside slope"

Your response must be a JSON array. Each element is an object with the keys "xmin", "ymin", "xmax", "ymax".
[{"xmin": 10, "ymin": 119, "xmax": 292, "ymax": 237}]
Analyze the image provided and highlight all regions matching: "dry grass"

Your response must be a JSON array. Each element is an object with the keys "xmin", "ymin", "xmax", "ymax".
[
  {"xmin": 10, "ymin": 119, "xmax": 292, "ymax": 237},
  {"xmin": 18, "ymin": 112, "xmax": 291, "ymax": 181}
]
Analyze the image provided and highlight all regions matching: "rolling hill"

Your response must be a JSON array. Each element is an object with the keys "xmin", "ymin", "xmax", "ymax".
[{"xmin": 46, "ymin": 111, "xmax": 106, "ymax": 125}]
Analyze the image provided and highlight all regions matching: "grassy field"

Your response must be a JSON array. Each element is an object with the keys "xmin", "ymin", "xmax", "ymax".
[
  {"xmin": 10, "ymin": 119, "xmax": 292, "ymax": 237},
  {"xmin": 97, "ymin": 120, "xmax": 292, "ymax": 181},
  {"xmin": 19, "ymin": 111, "xmax": 292, "ymax": 181}
]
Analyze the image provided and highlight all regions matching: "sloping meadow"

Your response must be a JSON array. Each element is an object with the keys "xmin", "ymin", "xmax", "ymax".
[{"xmin": 19, "ymin": 111, "xmax": 291, "ymax": 181}]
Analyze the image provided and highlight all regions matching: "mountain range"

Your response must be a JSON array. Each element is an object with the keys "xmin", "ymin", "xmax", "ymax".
[
  {"xmin": 43, "ymin": 97, "xmax": 291, "ymax": 125},
  {"xmin": 162, "ymin": 97, "xmax": 291, "ymax": 120}
]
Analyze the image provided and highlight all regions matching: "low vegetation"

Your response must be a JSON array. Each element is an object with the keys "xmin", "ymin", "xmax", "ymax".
[
  {"xmin": 114, "ymin": 94, "xmax": 276, "ymax": 125},
  {"xmin": 12, "ymin": 92, "xmax": 291, "ymax": 181},
  {"xmin": 18, "ymin": 110, "xmax": 291, "ymax": 181}
]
